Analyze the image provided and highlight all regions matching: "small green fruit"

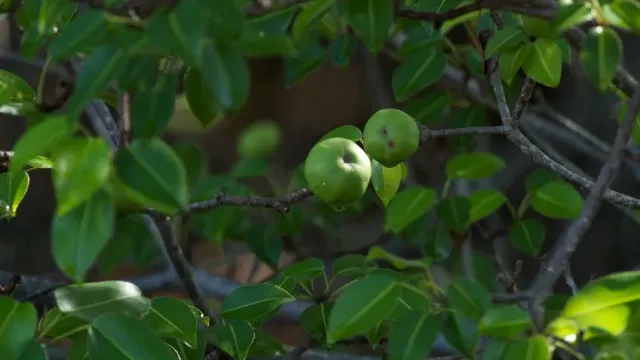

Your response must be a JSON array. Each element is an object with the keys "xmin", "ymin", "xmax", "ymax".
[
  {"xmin": 304, "ymin": 137, "xmax": 371, "ymax": 206},
  {"xmin": 237, "ymin": 120, "xmax": 282, "ymax": 159},
  {"xmin": 363, "ymin": 109, "xmax": 420, "ymax": 168}
]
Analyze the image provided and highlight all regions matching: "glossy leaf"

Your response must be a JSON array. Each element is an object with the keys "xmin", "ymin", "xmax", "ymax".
[
  {"xmin": 52, "ymin": 138, "xmax": 111, "ymax": 215},
  {"xmin": 445, "ymin": 152, "xmax": 505, "ymax": 180},
  {"xmin": 500, "ymin": 42, "xmax": 532, "ymax": 86},
  {"xmin": 48, "ymin": 9, "xmax": 108, "ymax": 61},
  {"xmin": 509, "ymin": 219, "xmax": 545, "ymax": 256},
  {"xmin": 327, "ymin": 274, "xmax": 401, "ymax": 343},
  {"xmin": 478, "ymin": 305, "xmax": 531, "ymax": 338},
  {"xmin": 52, "ymin": 189, "xmax": 114, "ymax": 282},
  {"xmin": 320, "ymin": 125, "xmax": 362, "ymax": 142},
  {"xmin": 0, "ymin": 171, "xmax": 29, "ymax": 217},
  {"xmin": 346, "ymin": 0, "xmax": 393, "ymax": 53},
  {"xmin": 580, "ymin": 27, "xmax": 622, "ymax": 92},
  {"xmin": 9, "ymin": 114, "xmax": 72, "ymax": 173},
  {"xmin": 550, "ymin": 3, "xmax": 593, "ymax": 36},
  {"xmin": 300, "ymin": 303, "xmax": 331, "ymax": 344},
  {"xmin": 0, "ymin": 69, "xmax": 35, "ymax": 110},
  {"xmin": 183, "ymin": 68, "xmax": 223, "ymax": 127},
  {"xmin": 88, "ymin": 313, "xmax": 175, "ymax": 360},
  {"xmin": 54, "ymin": 281, "xmax": 150, "ymax": 322},
  {"xmin": 208, "ymin": 321, "xmax": 255, "ymax": 360},
  {"xmin": 280, "ymin": 257, "xmax": 325, "ymax": 282},
  {"xmin": 485, "ymin": 25, "xmax": 528, "ymax": 57},
  {"xmin": 468, "ymin": 189, "xmax": 505, "ymax": 223},
  {"xmin": 530, "ymin": 180, "xmax": 583, "ymax": 219},
  {"xmin": 220, "ymin": 284, "xmax": 295, "ymax": 321},
  {"xmin": 436, "ymin": 196, "xmax": 470, "ymax": 234},
  {"xmin": 130, "ymin": 73, "xmax": 178, "ymax": 140},
  {"xmin": 371, "ymin": 159, "xmax": 403, "ymax": 207},
  {"xmin": 387, "ymin": 311, "xmax": 439, "ymax": 360},
  {"xmin": 292, "ymin": 0, "xmax": 336, "ymax": 42},
  {"xmin": 0, "ymin": 296, "xmax": 37, "ymax": 358},
  {"xmin": 392, "ymin": 48, "xmax": 446, "ymax": 101},
  {"xmin": 385, "ymin": 187, "xmax": 438, "ymax": 233},
  {"xmin": 144, "ymin": 297, "xmax": 198, "ymax": 347},
  {"xmin": 114, "ymin": 138, "xmax": 189, "ymax": 214},
  {"xmin": 447, "ymin": 278, "xmax": 491, "ymax": 319},
  {"xmin": 522, "ymin": 39, "xmax": 563, "ymax": 88}
]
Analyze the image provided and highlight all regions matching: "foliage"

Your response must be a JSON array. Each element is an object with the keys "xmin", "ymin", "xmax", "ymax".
[{"xmin": 0, "ymin": 0, "xmax": 639, "ymax": 359}]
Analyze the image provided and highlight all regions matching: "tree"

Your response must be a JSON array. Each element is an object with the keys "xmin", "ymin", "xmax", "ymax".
[{"xmin": 0, "ymin": 0, "xmax": 640, "ymax": 359}]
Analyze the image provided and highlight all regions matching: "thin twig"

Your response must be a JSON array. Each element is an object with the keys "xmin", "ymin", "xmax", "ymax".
[
  {"xmin": 186, "ymin": 188, "xmax": 313, "ymax": 214},
  {"xmin": 512, "ymin": 78, "xmax": 536, "ymax": 126}
]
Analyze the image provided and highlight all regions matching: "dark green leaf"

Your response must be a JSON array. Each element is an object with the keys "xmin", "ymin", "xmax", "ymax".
[
  {"xmin": 37, "ymin": 306, "xmax": 88, "ymax": 342},
  {"xmin": 329, "ymin": 33, "xmax": 358, "ymax": 68},
  {"xmin": 550, "ymin": 3, "xmax": 593, "ymax": 36},
  {"xmin": 392, "ymin": 48, "xmax": 446, "ymax": 101},
  {"xmin": 332, "ymin": 254, "xmax": 376, "ymax": 278},
  {"xmin": 580, "ymin": 27, "xmax": 622, "ymax": 92},
  {"xmin": 88, "ymin": 313, "xmax": 175, "ymax": 360},
  {"xmin": 172, "ymin": 141, "xmax": 208, "ymax": 188},
  {"xmin": 198, "ymin": 41, "xmax": 250, "ymax": 111},
  {"xmin": 522, "ymin": 16, "xmax": 552, "ymax": 38},
  {"xmin": 284, "ymin": 42, "xmax": 327, "ymax": 86},
  {"xmin": 208, "ymin": 321, "xmax": 255, "ymax": 360},
  {"xmin": 327, "ymin": 274, "xmax": 401, "ymax": 343},
  {"xmin": 52, "ymin": 138, "xmax": 111, "ymax": 215},
  {"xmin": 300, "ymin": 303, "xmax": 332, "ymax": 344},
  {"xmin": 485, "ymin": 25, "xmax": 528, "ymax": 57},
  {"xmin": 114, "ymin": 214, "xmax": 160, "ymax": 271},
  {"xmin": 54, "ymin": 281, "xmax": 150, "ymax": 322},
  {"xmin": 423, "ymin": 226, "xmax": 452, "ymax": 262},
  {"xmin": 249, "ymin": 5, "xmax": 298, "ymax": 35},
  {"xmin": 436, "ymin": 196, "xmax": 470, "ymax": 234},
  {"xmin": 400, "ymin": 91, "xmax": 452, "ymax": 125},
  {"xmin": 52, "ymin": 190, "xmax": 114, "ymax": 282},
  {"xmin": 468, "ymin": 189, "xmax": 505, "ymax": 223},
  {"xmin": 611, "ymin": 0, "xmax": 640, "ymax": 35},
  {"xmin": 117, "ymin": 56, "xmax": 160, "ymax": 91},
  {"xmin": 292, "ymin": 0, "xmax": 336, "ymax": 43},
  {"xmin": 445, "ymin": 152, "xmax": 505, "ymax": 180},
  {"xmin": 522, "ymin": 39, "xmax": 563, "ymax": 88},
  {"xmin": 385, "ymin": 187, "xmax": 438, "ymax": 233},
  {"xmin": 346, "ymin": 0, "xmax": 393, "ymax": 53},
  {"xmin": 450, "ymin": 105, "xmax": 485, "ymax": 153},
  {"xmin": 447, "ymin": 278, "xmax": 491, "ymax": 319},
  {"xmin": 441, "ymin": 311, "xmax": 477, "ymax": 357},
  {"xmin": 0, "ymin": 171, "xmax": 29, "ymax": 217},
  {"xmin": 387, "ymin": 311, "xmax": 439, "ymax": 360},
  {"xmin": 131, "ymin": 73, "xmax": 178, "ymax": 140},
  {"xmin": 165, "ymin": 328, "xmax": 207, "ymax": 360},
  {"xmin": 17, "ymin": 340, "xmax": 46, "ymax": 360},
  {"xmin": 195, "ymin": 0, "xmax": 245, "ymax": 41},
  {"xmin": 9, "ymin": 114, "xmax": 72, "ymax": 173},
  {"xmin": 482, "ymin": 339, "xmax": 508, "ymax": 360},
  {"xmin": 371, "ymin": 159, "xmax": 402, "ymax": 207},
  {"xmin": 0, "ymin": 296, "xmax": 37, "ymax": 358},
  {"xmin": 48, "ymin": 9, "xmax": 108, "ymax": 61},
  {"xmin": 245, "ymin": 225, "xmax": 281, "ymax": 270},
  {"xmin": 509, "ymin": 219, "xmax": 545, "ymax": 256},
  {"xmin": 220, "ymin": 284, "xmax": 295, "ymax": 321},
  {"xmin": 232, "ymin": 32, "xmax": 297, "ymax": 58},
  {"xmin": 144, "ymin": 297, "xmax": 198, "ymax": 347},
  {"xmin": 183, "ymin": 68, "xmax": 223, "ymax": 127},
  {"xmin": 114, "ymin": 138, "xmax": 189, "ymax": 214},
  {"xmin": 231, "ymin": 157, "xmax": 269, "ymax": 178},
  {"xmin": 530, "ymin": 180, "xmax": 583, "ymax": 219},
  {"xmin": 248, "ymin": 330, "xmax": 284, "ymax": 357},
  {"xmin": 281, "ymin": 257, "xmax": 325, "ymax": 282},
  {"xmin": 418, "ymin": 0, "xmax": 465, "ymax": 12},
  {"xmin": 477, "ymin": 305, "xmax": 531, "ymax": 338}
]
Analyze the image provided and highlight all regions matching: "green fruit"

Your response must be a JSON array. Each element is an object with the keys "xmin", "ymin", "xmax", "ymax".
[
  {"xmin": 304, "ymin": 137, "xmax": 371, "ymax": 206},
  {"xmin": 237, "ymin": 120, "xmax": 282, "ymax": 159},
  {"xmin": 363, "ymin": 109, "xmax": 420, "ymax": 168}
]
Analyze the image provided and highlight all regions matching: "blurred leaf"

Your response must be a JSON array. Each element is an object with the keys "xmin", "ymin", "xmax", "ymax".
[
  {"xmin": 231, "ymin": 157, "xmax": 269, "ymax": 178},
  {"xmin": 0, "ymin": 171, "xmax": 29, "ymax": 217},
  {"xmin": 450, "ymin": 105, "xmax": 485, "ymax": 152},
  {"xmin": 320, "ymin": 125, "xmax": 363, "ymax": 142},
  {"xmin": 611, "ymin": 0, "xmax": 640, "ymax": 35},
  {"xmin": 9, "ymin": 114, "xmax": 72, "ymax": 173},
  {"xmin": 401, "ymin": 91, "xmax": 452, "ymax": 125},
  {"xmin": 387, "ymin": 310, "xmax": 439, "ymax": 360},
  {"xmin": 0, "ymin": 297, "xmax": 37, "ymax": 358},
  {"xmin": 220, "ymin": 284, "xmax": 295, "ymax": 321},
  {"xmin": 522, "ymin": 39, "xmax": 562, "ymax": 88},
  {"xmin": 247, "ymin": 330, "xmax": 284, "ymax": 357},
  {"xmin": 17, "ymin": 340, "xmax": 46, "ymax": 360},
  {"xmin": 232, "ymin": 32, "xmax": 297, "ymax": 58},
  {"xmin": 183, "ymin": 68, "xmax": 223, "ymax": 128},
  {"xmin": 482, "ymin": 339, "xmax": 508, "ymax": 360},
  {"xmin": 445, "ymin": 152, "xmax": 505, "ymax": 180},
  {"xmin": 509, "ymin": 219, "xmax": 545, "ymax": 256},
  {"xmin": 300, "ymin": 303, "xmax": 332, "ymax": 345},
  {"xmin": 131, "ymin": 73, "xmax": 178, "ymax": 140},
  {"xmin": 366, "ymin": 246, "xmax": 430, "ymax": 270},
  {"xmin": 52, "ymin": 190, "xmax": 114, "ymax": 282},
  {"xmin": 245, "ymin": 225, "xmax": 281, "ymax": 270},
  {"xmin": 346, "ymin": 0, "xmax": 393, "ymax": 53},
  {"xmin": 580, "ymin": 27, "xmax": 622, "ymax": 92},
  {"xmin": 371, "ymin": 159, "xmax": 402, "ymax": 207},
  {"xmin": 47, "ymin": 9, "xmax": 108, "ymax": 62},
  {"xmin": 447, "ymin": 278, "xmax": 491, "ymax": 319},
  {"xmin": 281, "ymin": 257, "xmax": 325, "ymax": 282},
  {"xmin": 0, "ymin": 70, "xmax": 36, "ymax": 113},
  {"xmin": 478, "ymin": 305, "xmax": 531, "ymax": 338},
  {"xmin": 423, "ymin": 226, "xmax": 452, "ymax": 262},
  {"xmin": 385, "ymin": 187, "xmax": 438, "ymax": 233},
  {"xmin": 468, "ymin": 189, "xmax": 505, "ymax": 224},
  {"xmin": 522, "ymin": 16, "xmax": 552, "ymax": 38},
  {"xmin": 329, "ymin": 33, "xmax": 358, "ymax": 68},
  {"xmin": 504, "ymin": 336, "xmax": 551, "ymax": 360},
  {"xmin": 436, "ymin": 196, "xmax": 470, "ymax": 234},
  {"xmin": 550, "ymin": 3, "xmax": 592, "ymax": 36},
  {"xmin": 196, "ymin": 0, "xmax": 245, "ymax": 41},
  {"xmin": 485, "ymin": 25, "xmax": 527, "ymax": 57},
  {"xmin": 418, "ymin": 0, "xmax": 465, "ymax": 12},
  {"xmin": 198, "ymin": 41, "xmax": 250, "ymax": 111},
  {"xmin": 392, "ymin": 48, "xmax": 446, "ymax": 101},
  {"xmin": 144, "ymin": 297, "xmax": 198, "ymax": 347},
  {"xmin": 332, "ymin": 254, "xmax": 376, "ymax": 279},
  {"xmin": 441, "ymin": 311, "xmax": 477, "ymax": 357},
  {"xmin": 208, "ymin": 321, "xmax": 255, "ymax": 360},
  {"xmin": 284, "ymin": 42, "xmax": 327, "ymax": 86},
  {"xmin": 172, "ymin": 141, "xmax": 208, "ymax": 188},
  {"xmin": 292, "ymin": 0, "xmax": 336, "ymax": 42}
]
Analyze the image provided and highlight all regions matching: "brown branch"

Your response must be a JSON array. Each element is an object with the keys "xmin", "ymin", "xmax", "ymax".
[{"xmin": 186, "ymin": 188, "xmax": 313, "ymax": 214}]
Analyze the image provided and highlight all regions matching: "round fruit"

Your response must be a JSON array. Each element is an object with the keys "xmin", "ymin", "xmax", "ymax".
[
  {"xmin": 304, "ymin": 137, "xmax": 372, "ymax": 206},
  {"xmin": 237, "ymin": 120, "xmax": 282, "ymax": 159},
  {"xmin": 363, "ymin": 109, "xmax": 420, "ymax": 168}
]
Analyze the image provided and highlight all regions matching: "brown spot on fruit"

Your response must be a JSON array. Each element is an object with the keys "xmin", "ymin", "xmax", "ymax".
[
  {"xmin": 388, "ymin": 140, "xmax": 395, "ymax": 148},
  {"xmin": 380, "ymin": 127, "xmax": 388, "ymax": 137}
]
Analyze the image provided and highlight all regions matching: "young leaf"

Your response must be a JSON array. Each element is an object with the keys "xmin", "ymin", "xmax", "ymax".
[
  {"xmin": 327, "ymin": 274, "xmax": 400, "ymax": 343},
  {"xmin": 220, "ymin": 284, "xmax": 295, "ymax": 321},
  {"xmin": 300, "ymin": 303, "xmax": 332, "ymax": 344},
  {"xmin": 530, "ymin": 180, "xmax": 583, "ymax": 219},
  {"xmin": 52, "ymin": 138, "xmax": 111, "ymax": 215},
  {"xmin": 130, "ymin": 73, "xmax": 179, "ymax": 140},
  {"xmin": 580, "ymin": 27, "xmax": 623, "ymax": 92},
  {"xmin": 0, "ymin": 297, "xmax": 37, "ymax": 358},
  {"xmin": 9, "ymin": 114, "xmax": 72, "ymax": 173},
  {"xmin": 208, "ymin": 321, "xmax": 256, "ymax": 360},
  {"xmin": 371, "ymin": 159, "xmax": 402, "ymax": 207},
  {"xmin": 436, "ymin": 196, "xmax": 470, "ymax": 234},
  {"xmin": 280, "ymin": 257, "xmax": 325, "ymax": 282},
  {"xmin": 54, "ymin": 281, "xmax": 151, "ymax": 322},
  {"xmin": 291, "ymin": 0, "xmax": 337, "ymax": 43},
  {"xmin": 114, "ymin": 138, "xmax": 189, "ymax": 214},
  {"xmin": 468, "ymin": 189, "xmax": 505, "ymax": 223},
  {"xmin": 509, "ymin": 219, "xmax": 545, "ymax": 256},
  {"xmin": 387, "ymin": 311, "xmax": 439, "ymax": 360},
  {"xmin": 47, "ymin": 9, "xmax": 108, "ymax": 62},
  {"xmin": 0, "ymin": 171, "xmax": 29, "ymax": 217},
  {"xmin": 445, "ymin": 152, "xmax": 505, "ymax": 180},
  {"xmin": 447, "ymin": 278, "xmax": 492, "ymax": 319},
  {"xmin": 345, "ymin": 0, "xmax": 393, "ymax": 53},
  {"xmin": 484, "ymin": 25, "xmax": 528, "ymax": 57},
  {"xmin": 522, "ymin": 39, "xmax": 563, "ymax": 88},
  {"xmin": 320, "ymin": 125, "xmax": 362, "ymax": 142},
  {"xmin": 392, "ymin": 48, "xmax": 446, "ymax": 101},
  {"xmin": 51, "ymin": 190, "xmax": 115, "ymax": 283},
  {"xmin": 500, "ymin": 42, "xmax": 532, "ymax": 86},
  {"xmin": 385, "ymin": 187, "xmax": 438, "ymax": 233},
  {"xmin": 143, "ymin": 297, "xmax": 198, "ymax": 348},
  {"xmin": 89, "ymin": 313, "xmax": 175, "ymax": 360},
  {"xmin": 477, "ymin": 305, "xmax": 531, "ymax": 338}
]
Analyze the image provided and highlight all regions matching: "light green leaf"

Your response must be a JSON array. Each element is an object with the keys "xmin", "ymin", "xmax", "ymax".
[
  {"xmin": 522, "ymin": 39, "xmax": 563, "ymax": 88},
  {"xmin": 220, "ymin": 284, "xmax": 295, "ymax": 321},
  {"xmin": 327, "ymin": 274, "xmax": 401, "ymax": 343},
  {"xmin": 530, "ymin": 180, "xmax": 583, "ymax": 219},
  {"xmin": 320, "ymin": 125, "xmax": 362, "ymax": 142},
  {"xmin": 392, "ymin": 48, "xmax": 446, "ymax": 101},
  {"xmin": 292, "ymin": 0, "xmax": 337, "ymax": 43},
  {"xmin": 280, "ymin": 257, "xmax": 325, "ymax": 282},
  {"xmin": 550, "ymin": 3, "xmax": 593, "ymax": 36},
  {"xmin": 504, "ymin": 336, "xmax": 551, "ymax": 360},
  {"xmin": 346, "ymin": 0, "xmax": 393, "ymax": 53},
  {"xmin": 436, "ymin": 196, "xmax": 470, "ymax": 234},
  {"xmin": 54, "ymin": 281, "xmax": 150, "ymax": 322},
  {"xmin": 0, "ymin": 297, "xmax": 37, "ymax": 358},
  {"xmin": 611, "ymin": 0, "xmax": 640, "ymax": 35},
  {"xmin": 0, "ymin": 69, "xmax": 36, "ymax": 112},
  {"xmin": 447, "ymin": 278, "xmax": 492, "ymax": 319},
  {"xmin": 385, "ymin": 187, "xmax": 438, "ymax": 233},
  {"xmin": 387, "ymin": 310, "xmax": 439, "ymax": 360},
  {"xmin": 485, "ymin": 25, "xmax": 528, "ymax": 57},
  {"xmin": 509, "ymin": 219, "xmax": 545, "ymax": 256},
  {"xmin": 366, "ymin": 246, "xmax": 430, "ymax": 270},
  {"xmin": 445, "ymin": 152, "xmax": 505, "ymax": 180},
  {"xmin": 208, "ymin": 321, "xmax": 255, "ymax": 360},
  {"xmin": 477, "ymin": 305, "xmax": 531, "ymax": 338},
  {"xmin": 371, "ymin": 159, "xmax": 402, "ymax": 207},
  {"xmin": 500, "ymin": 42, "xmax": 532, "ymax": 86},
  {"xmin": 580, "ymin": 27, "xmax": 622, "ymax": 92},
  {"xmin": 0, "ymin": 171, "xmax": 29, "ymax": 217},
  {"xmin": 468, "ymin": 189, "xmax": 505, "ymax": 224},
  {"xmin": 144, "ymin": 297, "xmax": 198, "ymax": 348},
  {"xmin": 52, "ymin": 189, "xmax": 114, "ymax": 282},
  {"xmin": 9, "ymin": 114, "xmax": 72, "ymax": 173}
]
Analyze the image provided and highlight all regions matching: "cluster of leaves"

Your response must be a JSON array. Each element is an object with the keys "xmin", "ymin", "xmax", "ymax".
[{"xmin": 1, "ymin": 0, "xmax": 640, "ymax": 359}]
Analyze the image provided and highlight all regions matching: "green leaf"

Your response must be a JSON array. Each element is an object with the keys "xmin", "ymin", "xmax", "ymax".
[
  {"xmin": 436, "ymin": 196, "xmax": 470, "ymax": 234},
  {"xmin": 26, "ymin": 156, "xmax": 53, "ymax": 170},
  {"xmin": 509, "ymin": 219, "xmax": 545, "ymax": 256},
  {"xmin": 445, "ymin": 152, "xmax": 505, "ymax": 180},
  {"xmin": 114, "ymin": 138, "xmax": 189, "ymax": 214},
  {"xmin": 199, "ymin": 42, "xmax": 250, "ymax": 112},
  {"xmin": 0, "ymin": 297, "xmax": 37, "ymax": 358},
  {"xmin": 131, "ymin": 73, "xmax": 178, "ymax": 140},
  {"xmin": 345, "ymin": 0, "xmax": 393, "ymax": 53},
  {"xmin": 9, "ymin": 114, "xmax": 72, "ymax": 173},
  {"xmin": 522, "ymin": 16, "xmax": 552, "ymax": 38},
  {"xmin": 500, "ymin": 42, "xmax": 532, "ymax": 86},
  {"xmin": 371, "ymin": 159, "xmax": 402, "ymax": 207},
  {"xmin": 232, "ymin": 32, "xmax": 297, "ymax": 58},
  {"xmin": 522, "ymin": 39, "xmax": 563, "ymax": 88},
  {"xmin": 183, "ymin": 68, "xmax": 223, "ymax": 127},
  {"xmin": 292, "ymin": 0, "xmax": 337, "ymax": 43},
  {"xmin": 447, "ymin": 278, "xmax": 491, "ymax": 319},
  {"xmin": 441, "ymin": 311, "xmax": 477, "ymax": 357},
  {"xmin": 165, "ymin": 328, "xmax": 207, "ymax": 360},
  {"xmin": 144, "ymin": 297, "xmax": 198, "ymax": 347},
  {"xmin": 418, "ymin": 0, "xmax": 465, "ymax": 12},
  {"xmin": 37, "ymin": 306, "xmax": 88, "ymax": 341},
  {"xmin": 611, "ymin": 0, "xmax": 640, "ymax": 35},
  {"xmin": 329, "ymin": 33, "xmax": 358, "ymax": 68},
  {"xmin": 220, "ymin": 284, "xmax": 295, "ymax": 321},
  {"xmin": 485, "ymin": 25, "xmax": 528, "ymax": 57},
  {"xmin": 327, "ymin": 274, "xmax": 401, "ymax": 343},
  {"xmin": 401, "ymin": 91, "xmax": 452, "ymax": 125},
  {"xmin": 504, "ymin": 336, "xmax": 551, "ymax": 360},
  {"xmin": 530, "ymin": 180, "xmax": 583, "ymax": 219},
  {"xmin": 392, "ymin": 48, "xmax": 446, "ymax": 101},
  {"xmin": 284, "ymin": 42, "xmax": 327, "ymax": 86},
  {"xmin": 557, "ymin": 38, "xmax": 572, "ymax": 65},
  {"xmin": 385, "ymin": 187, "xmax": 438, "ymax": 233},
  {"xmin": 172, "ymin": 141, "xmax": 208, "ymax": 188},
  {"xmin": 231, "ymin": 157, "xmax": 269, "ymax": 178},
  {"xmin": 320, "ymin": 125, "xmax": 362, "ymax": 142},
  {"xmin": 366, "ymin": 246, "xmax": 430, "ymax": 270},
  {"xmin": 580, "ymin": 27, "xmax": 622, "ymax": 92},
  {"xmin": 0, "ymin": 69, "xmax": 35, "ymax": 110},
  {"xmin": 47, "ymin": 9, "xmax": 108, "ymax": 62},
  {"xmin": 17, "ymin": 340, "xmax": 46, "ymax": 360},
  {"xmin": 281, "ymin": 257, "xmax": 325, "ymax": 282},
  {"xmin": 468, "ymin": 189, "xmax": 505, "ymax": 223},
  {"xmin": 477, "ymin": 305, "xmax": 531, "ymax": 338},
  {"xmin": 89, "ymin": 313, "xmax": 175, "ymax": 360},
  {"xmin": 65, "ymin": 45, "xmax": 129, "ymax": 116},
  {"xmin": 482, "ymin": 339, "xmax": 508, "ymax": 360},
  {"xmin": 332, "ymin": 254, "xmax": 376, "ymax": 278},
  {"xmin": 52, "ymin": 189, "xmax": 114, "ymax": 282},
  {"xmin": 387, "ymin": 311, "xmax": 439, "ymax": 360},
  {"xmin": 300, "ymin": 303, "xmax": 332, "ymax": 345},
  {"xmin": 247, "ymin": 330, "xmax": 284, "ymax": 357},
  {"xmin": 423, "ymin": 226, "xmax": 452, "ymax": 262},
  {"xmin": 195, "ymin": 0, "xmax": 245, "ymax": 41},
  {"xmin": 54, "ymin": 281, "xmax": 150, "ymax": 322},
  {"xmin": 0, "ymin": 171, "xmax": 29, "ymax": 217},
  {"xmin": 245, "ymin": 225, "xmax": 281, "ymax": 270},
  {"xmin": 550, "ymin": 3, "xmax": 593, "ymax": 36},
  {"xmin": 208, "ymin": 321, "xmax": 255, "ymax": 360},
  {"xmin": 52, "ymin": 138, "xmax": 111, "ymax": 215}
]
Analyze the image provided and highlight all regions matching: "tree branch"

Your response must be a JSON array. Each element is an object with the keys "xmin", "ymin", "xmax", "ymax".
[{"xmin": 396, "ymin": 0, "xmax": 556, "ymax": 23}]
